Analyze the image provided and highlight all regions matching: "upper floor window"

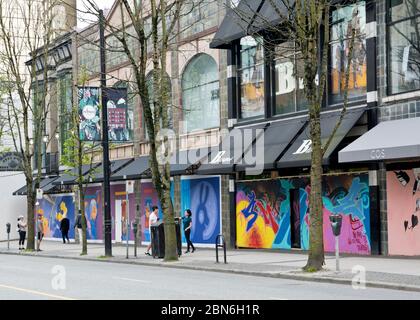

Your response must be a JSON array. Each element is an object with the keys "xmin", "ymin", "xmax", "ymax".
[
  {"xmin": 274, "ymin": 42, "xmax": 308, "ymax": 115},
  {"xmin": 388, "ymin": 0, "xmax": 420, "ymax": 95},
  {"xmin": 239, "ymin": 36, "xmax": 265, "ymax": 119},
  {"xmin": 182, "ymin": 54, "xmax": 220, "ymax": 132},
  {"xmin": 329, "ymin": 1, "xmax": 366, "ymax": 105},
  {"xmin": 179, "ymin": 1, "xmax": 218, "ymax": 39}
]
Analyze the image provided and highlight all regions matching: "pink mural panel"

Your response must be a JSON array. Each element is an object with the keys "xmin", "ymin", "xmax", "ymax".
[{"xmin": 387, "ymin": 169, "xmax": 420, "ymax": 256}]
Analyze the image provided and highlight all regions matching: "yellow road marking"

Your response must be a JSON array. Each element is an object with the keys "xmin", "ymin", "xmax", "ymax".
[{"xmin": 0, "ymin": 284, "xmax": 75, "ymax": 300}]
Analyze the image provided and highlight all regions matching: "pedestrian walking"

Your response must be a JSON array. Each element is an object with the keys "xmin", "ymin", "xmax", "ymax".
[
  {"xmin": 74, "ymin": 212, "xmax": 83, "ymax": 244},
  {"xmin": 17, "ymin": 215, "xmax": 27, "ymax": 250},
  {"xmin": 60, "ymin": 213, "xmax": 70, "ymax": 244},
  {"xmin": 181, "ymin": 209, "xmax": 195, "ymax": 253},
  {"xmin": 145, "ymin": 206, "xmax": 159, "ymax": 256},
  {"xmin": 36, "ymin": 213, "xmax": 44, "ymax": 251}
]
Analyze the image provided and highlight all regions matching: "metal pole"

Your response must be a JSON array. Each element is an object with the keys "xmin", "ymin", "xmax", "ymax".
[
  {"xmin": 7, "ymin": 233, "xmax": 9, "ymax": 250},
  {"xmin": 335, "ymin": 235, "xmax": 340, "ymax": 272},
  {"xmin": 99, "ymin": 9, "xmax": 112, "ymax": 257},
  {"xmin": 126, "ymin": 191, "xmax": 129, "ymax": 259}
]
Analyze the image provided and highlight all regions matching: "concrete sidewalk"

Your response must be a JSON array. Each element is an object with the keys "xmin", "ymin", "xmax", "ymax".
[{"xmin": 1, "ymin": 240, "xmax": 420, "ymax": 292}]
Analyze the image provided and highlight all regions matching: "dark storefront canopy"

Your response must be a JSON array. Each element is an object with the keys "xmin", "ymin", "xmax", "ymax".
[
  {"xmin": 339, "ymin": 117, "xmax": 420, "ymax": 163},
  {"xmin": 236, "ymin": 117, "xmax": 307, "ymax": 173},
  {"xmin": 89, "ymin": 158, "xmax": 134, "ymax": 183},
  {"xmin": 13, "ymin": 176, "xmax": 59, "ymax": 196},
  {"xmin": 195, "ymin": 123, "xmax": 267, "ymax": 175},
  {"xmin": 277, "ymin": 108, "xmax": 365, "ymax": 168},
  {"xmin": 52, "ymin": 163, "xmax": 102, "ymax": 186},
  {"xmin": 110, "ymin": 156, "xmax": 150, "ymax": 181},
  {"xmin": 210, "ymin": 0, "xmax": 291, "ymax": 49}
]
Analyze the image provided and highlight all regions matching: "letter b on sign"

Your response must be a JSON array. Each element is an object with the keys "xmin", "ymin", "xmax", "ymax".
[{"xmin": 293, "ymin": 140, "xmax": 312, "ymax": 155}]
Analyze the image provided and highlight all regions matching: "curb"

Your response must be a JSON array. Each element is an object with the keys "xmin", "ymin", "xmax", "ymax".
[{"xmin": 2, "ymin": 251, "xmax": 420, "ymax": 293}]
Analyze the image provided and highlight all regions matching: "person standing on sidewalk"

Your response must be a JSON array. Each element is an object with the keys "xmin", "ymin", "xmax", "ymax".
[
  {"xmin": 36, "ymin": 213, "xmax": 44, "ymax": 251},
  {"xmin": 60, "ymin": 213, "xmax": 70, "ymax": 244},
  {"xmin": 145, "ymin": 206, "xmax": 159, "ymax": 256},
  {"xmin": 74, "ymin": 212, "xmax": 83, "ymax": 244},
  {"xmin": 181, "ymin": 209, "xmax": 195, "ymax": 254},
  {"xmin": 17, "ymin": 215, "xmax": 27, "ymax": 250}
]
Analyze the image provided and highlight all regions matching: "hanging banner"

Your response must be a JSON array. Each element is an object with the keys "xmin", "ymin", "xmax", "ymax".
[
  {"xmin": 78, "ymin": 87, "xmax": 101, "ymax": 141},
  {"xmin": 104, "ymin": 87, "xmax": 130, "ymax": 142}
]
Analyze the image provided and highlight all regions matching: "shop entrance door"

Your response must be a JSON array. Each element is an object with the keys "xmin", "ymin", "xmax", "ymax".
[{"xmin": 290, "ymin": 189, "xmax": 301, "ymax": 249}]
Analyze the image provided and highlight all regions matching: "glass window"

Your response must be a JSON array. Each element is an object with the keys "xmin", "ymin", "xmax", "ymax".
[
  {"xmin": 388, "ymin": 0, "xmax": 420, "ymax": 94},
  {"xmin": 239, "ymin": 36, "xmax": 265, "ymax": 119},
  {"xmin": 58, "ymin": 73, "xmax": 73, "ymax": 153},
  {"xmin": 179, "ymin": 1, "xmax": 218, "ymax": 39},
  {"xmin": 182, "ymin": 54, "xmax": 220, "ymax": 132},
  {"xmin": 329, "ymin": 2, "xmax": 366, "ymax": 104},
  {"xmin": 274, "ymin": 42, "xmax": 308, "ymax": 115}
]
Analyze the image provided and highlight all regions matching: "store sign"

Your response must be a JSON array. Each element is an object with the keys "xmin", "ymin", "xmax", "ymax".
[
  {"xmin": 210, "ymin": 151, "xmax": 233, "ymax": 164},
  {"xmin": 370, "ymin": 148, "xmax": 385, "ymax": 160},
  {"xmin": 0, "ymin": 152, "xmax": 23, "ymax": 171},
  {"xmin": 78, "ymin": 87, "xmax": 101, "ymax": 141},
  {"xmin": 293, "ymin": 139, "xmax": 312, "ymax": 155}
]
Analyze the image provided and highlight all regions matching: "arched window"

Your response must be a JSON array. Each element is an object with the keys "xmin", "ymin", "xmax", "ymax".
[
  {"xmin": 182, "ymin": 54, "xmax": 219, "ymax": 132},
  {"xmin": 145, "ymin": 71, "xmax": 172, "ymax": 139}
]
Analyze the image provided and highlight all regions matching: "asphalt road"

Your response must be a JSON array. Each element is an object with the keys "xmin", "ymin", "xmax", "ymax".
[{"xmin": 0, "ymin": 254, "xmax": 419, "ymax": 300}]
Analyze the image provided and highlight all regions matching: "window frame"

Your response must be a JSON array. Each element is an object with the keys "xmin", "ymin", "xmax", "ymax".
[
  {"xmin": 386, "ymin": 0, "xmax": 420, "ymax": 96},
  {"xmin": 237, "ymin": 36, "xmax": 267, "ymax": 121},
  {"xmin": 327, "ymin": 1, "xmax": 367, "ymax": 106}
]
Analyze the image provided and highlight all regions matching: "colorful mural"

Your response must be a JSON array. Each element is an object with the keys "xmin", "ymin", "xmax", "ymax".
[
  {"xmin": 387, "ymin": 169, "xmax": 420, "ymax": 256},
  {"xmin": 140, "ymin": 182, "xmax": 162, "ymax": 242},
  {"xmin": 236, "ymin": 173, "xmax": 371, "ymax": 254},
  {"xmin": 180, "ymin": 177, "xmax": 221, "ymax": 244},
  {"xmin": 84, "ymin": 186, "xmax": 103, "ymax": 240},
  {"xmin": 37, "ymin": 194, "xmax": 75, "ymax": 239}
]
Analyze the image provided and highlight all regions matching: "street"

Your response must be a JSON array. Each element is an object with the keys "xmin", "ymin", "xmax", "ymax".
[{"xmin": 0, "ymin": 255, "xmax": 419, "ymax": 300}]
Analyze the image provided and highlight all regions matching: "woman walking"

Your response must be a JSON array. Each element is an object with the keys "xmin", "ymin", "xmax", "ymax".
[
  {"xmin": 17, "ymin": 215, "xmax": 27, "ymax": 250},
  {"xmin": 181, "ymin": 209, "xmax": 195, "ymax": 253}
]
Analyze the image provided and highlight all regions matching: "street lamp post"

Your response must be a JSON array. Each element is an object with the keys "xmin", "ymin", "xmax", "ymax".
[{"xmin": 99, "ymin": 9, "xmax": 112, "ymax": 257}]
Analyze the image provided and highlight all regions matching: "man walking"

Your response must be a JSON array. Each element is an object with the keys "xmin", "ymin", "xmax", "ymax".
[
  {"xmin": 145, "ymin": 206, "xmax": 159, "ymax": 256},
  {"xmin": 74, "ymin": 211, "xmax": 83, "ymax": 244},
  {"xmin": 60, "ymin": 213, "xmax": 70, "ymax": 244},
  {"xmin": 36, "ymin": 213, "xmax": 44, "ymax": 251}
]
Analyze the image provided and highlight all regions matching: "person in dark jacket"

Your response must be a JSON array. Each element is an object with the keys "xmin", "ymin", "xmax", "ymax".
[
  {"xmin": 180, "ymin": 209, "xmax": 195, "ymax": 253},
  {"xmin": 60, "ymin": 213, "xmax": 70, "ymax": 244}
]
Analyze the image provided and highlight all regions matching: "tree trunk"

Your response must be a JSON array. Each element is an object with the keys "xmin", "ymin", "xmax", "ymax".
[
  {"xmin": 162, "ymin": 180, "xmax": 177, "ymax": 261},
  {"xmin": 304, "ymin": 103, "xmax": 325, "ymax": 271},
  {"xmin": 26, "ymin": 189, "xmax": 35, "ymax": 250}
]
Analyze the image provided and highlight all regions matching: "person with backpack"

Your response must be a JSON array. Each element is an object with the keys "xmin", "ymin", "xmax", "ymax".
[
  {"xmin": 17, "ymin": 215, "xmax": 27, "ymax": 250},
  {"xmin": 74, "ymin": 212, "xmax": 83, "ymax": 244}
]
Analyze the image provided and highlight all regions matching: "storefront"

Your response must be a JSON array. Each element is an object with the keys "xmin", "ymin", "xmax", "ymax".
[{"xmin": 339, "ymin": 117, "xmax": 420, "ymax": 256}]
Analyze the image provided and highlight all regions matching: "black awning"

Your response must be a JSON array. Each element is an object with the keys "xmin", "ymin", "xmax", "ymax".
[
  {"xmin": 210, "ymin": 0, "xmax": 291, "ymax": 49},
  {"xmin": 170, "ymin": 148, "xmax": 211, "ymax": 176},
  {"xmin": 195, "ymin": 123, "xmax": 267, "ymax": 175},
  {"xmin": 236, "ymin": 117, "xmax": 307, "ymax": 173},
  {"xmin": 52, "ymin": 163, "xmax": 102, "ymax": 186},
  {"xmin": 89, "ymin": 158, "xmax": 134, "ymax": 183},
  {"xmin": 13, "ymin": 176, "xmax": 59, "ymax": 196},
  {"xmin": 277, "ymin": 108, "xmax": 365, "ymax": 168},
  {"xmin": 110, "ymin": 156, "xmax": 150, "ymax": 181}
]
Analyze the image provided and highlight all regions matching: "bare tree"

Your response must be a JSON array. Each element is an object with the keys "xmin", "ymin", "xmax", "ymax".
[
  {"xmin": 79, "ymin": 0, "xmax": 205, "ymax": 261},
  {"xmin": 0, "ymin": 0, "xmax": 60, "ymax": 250},
  {"xmin": 230, "ymin": 0, "xmax": 361, "ymax": 270}
]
